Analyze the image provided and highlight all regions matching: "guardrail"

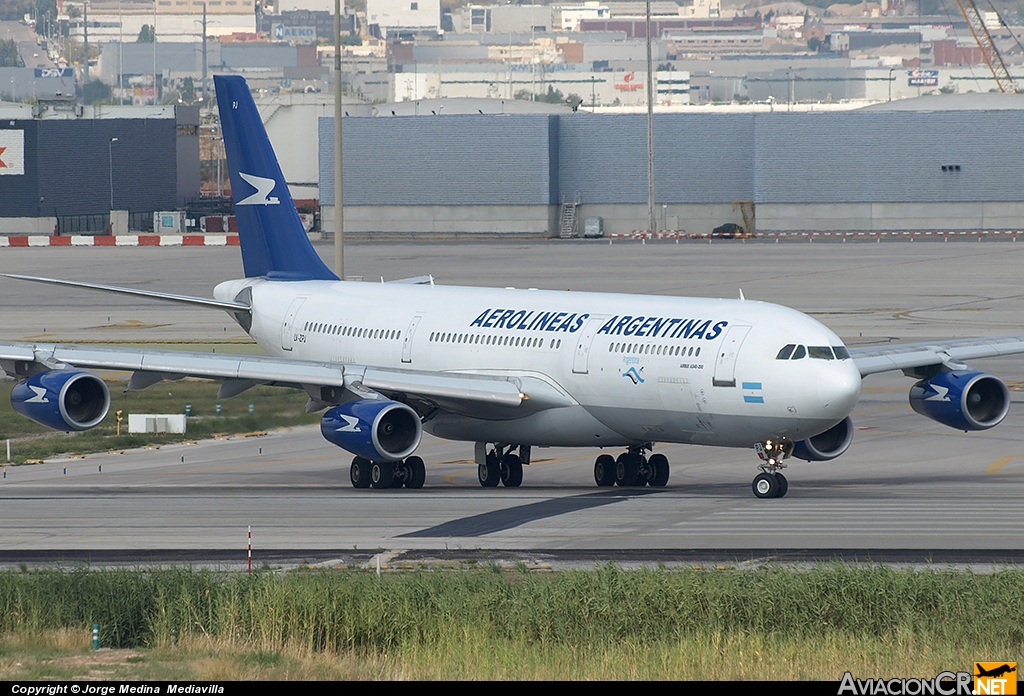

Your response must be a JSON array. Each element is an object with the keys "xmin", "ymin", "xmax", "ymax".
[{"xmin": 607, "ymin": 230, "xmax": 1023, "ymax": 243}]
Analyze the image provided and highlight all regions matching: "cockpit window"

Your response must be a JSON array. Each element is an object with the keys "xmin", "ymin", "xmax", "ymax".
[
  {"xmin": 833, "ymin": 346, "xmax": 851, "ymax": 360},
  {"xmin": 776, "ymin": 344, "xmax": 796, "ymax": 360},
  {"xmin": 791, "ymin": 345, "xmax": 806, "ymax": 360},
  {"xmin": 808, "ymin": 346, "xmax": 835, "ymax": 360}
]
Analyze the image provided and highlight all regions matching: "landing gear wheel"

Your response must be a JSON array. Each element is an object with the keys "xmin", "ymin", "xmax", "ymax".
[
  {"xmin": 775, "ymin": 472, "xmax": 788, "ymax": 498},
  {"xmin": 594, "ymin": 454, "xmax": 616, "ymax": 487},
  {"xmin": 615, "ymin": 453, "xmax": 639, "ymax": 487},
  {"xmin": 350, "ymin": 457, "xmax": 372, "ymax": 489},
  {"xmin": 500, "ymin": 453, "xmax": 523, "ymax": 487},
  {"xmin": 370, "ymin": 461, "xmax": 395, "ymax": 489},
  {"xmin": 479, "ymin": 450, "xmax": 500, "ymax": 487},
  {"xmin": 752, "ymin": 472, "xmax": 780, "ymax": 499},
  {"xmin": 390, "ymin": 460, "xmax": 407, "ymax": 487},
  {"xmin": 406, "ymin": 456, "xmax": 426, "ymax": 489},
  {"xmin": 649, "ymin": 453, "xmax": 670, "ymax": 487}
]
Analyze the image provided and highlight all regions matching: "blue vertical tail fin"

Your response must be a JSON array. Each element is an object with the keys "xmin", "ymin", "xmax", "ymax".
[{"xmin": 214, "ymin": 75, "xmax": 338, "ymax": 281}]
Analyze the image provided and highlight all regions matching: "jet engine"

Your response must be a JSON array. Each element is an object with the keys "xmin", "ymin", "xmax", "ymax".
[
  {"xmin": 792, "ymin": 416, "xmax": 854, "ymax": 462},
  {"xmin": 11, "ymin": 370, "xmax": 111, "ymax": 432},
  {"xmin": 321, "ymin": 399, "xmax": 422, "ymax": 461},
  {"xmin": 909, "ymin": 370, "xmax": 1009, "ymax": 431}
]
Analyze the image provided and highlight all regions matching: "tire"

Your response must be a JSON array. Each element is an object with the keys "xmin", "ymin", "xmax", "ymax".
[
  {"xmin": 406, "ymin": 456, "xmax": 426, "ymax": 489},
  {"xmin": 594, "ymin": 454, "xmax": 616, "ymax": 486},
  {"xmin": 350, "ymin": 456, "xmax": 372, "ymax": 489},
  {"xmin": 752, "ymin": 472, "xmax": 779, "ymax": 499},
  {"xmin": 500, "ymin": 453, "xmax": 523, "ymax": 487},
  {"xmin": 775, "ymin": 472, "xmax": 788, "ymax": 498},
  {"xmin": 370, "ymin": 461, "xmax": 395, "ymax": 489},
  {"xmin": 478, "ymin": 451, "xmax": 500, "ymax": 487},
  {"xmin": 649, "ymin": 453, "xmax": 670, "ymax": 487},
  {"xmin": 615, "ymin": 453, "xmax": 639, "ymax": 487}
]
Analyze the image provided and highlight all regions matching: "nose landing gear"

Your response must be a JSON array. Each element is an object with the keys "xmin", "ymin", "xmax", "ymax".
[{"xmin": 752, "ymin": 439, "xmax": 792, "ymax": 498}]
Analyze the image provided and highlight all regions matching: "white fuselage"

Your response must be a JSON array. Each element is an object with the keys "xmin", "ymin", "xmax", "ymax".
[{"xmin": 215, "ymin": 278, "xmax": 863, "ymax": 450}]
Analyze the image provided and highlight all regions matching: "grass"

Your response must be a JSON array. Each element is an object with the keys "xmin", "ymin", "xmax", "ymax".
[
  {"xmin": 0, "ymin": 378, "xmax": 320, "ymax": 465},
  {"xmin": 0, "ymin": 565, "xmax": 1020, "ymax": 680}
]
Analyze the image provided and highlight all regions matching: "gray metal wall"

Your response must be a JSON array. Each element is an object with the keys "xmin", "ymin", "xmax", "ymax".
[
  {"xmin": 754, "ymin": 111, "xmax": 1024, "ymax": 204},
  {"xmin": 558, "ymin": 113, "xmax": 754, "ymax": 204},
  {"xmin": 318, "ymin": 109, "xmax": 1024, "ymax": 208},
  {"xmin": 319, "ymin": 115, "xmax": 558, "ymax": 206}
]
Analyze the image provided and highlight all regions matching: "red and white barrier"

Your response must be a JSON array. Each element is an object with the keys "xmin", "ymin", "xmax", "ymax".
[{"xmin": 0, "ymin": 234, "xmax": 240, "ymax": 248}]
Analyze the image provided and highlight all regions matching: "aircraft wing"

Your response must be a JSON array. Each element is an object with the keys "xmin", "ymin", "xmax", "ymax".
[
  {"xmin": 850, "ymin": 335, "xmax": 1024, "ymax": 377},
  {"xmin": 0, "ymin": 342, "xmax": 574, "ymax": 420}
]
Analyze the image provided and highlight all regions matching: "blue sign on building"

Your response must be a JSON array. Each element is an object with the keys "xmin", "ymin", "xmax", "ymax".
[{"xmin": 272, "ymin": 24, "xmax": 316, "ymax": 43}]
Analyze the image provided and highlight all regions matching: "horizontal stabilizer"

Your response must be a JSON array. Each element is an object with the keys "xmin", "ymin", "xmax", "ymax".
[
  {"xmin": 0, "ymin": 274, "xmax": 250, "ymax": 313},
  {"xmin": 386, "ymin": 275, "xmax": 435, "ymax": 285}
]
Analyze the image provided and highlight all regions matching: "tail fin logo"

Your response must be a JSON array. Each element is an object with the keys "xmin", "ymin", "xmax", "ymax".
[{"xmin": 237, "ymin": 172, "xmax": 280, "ymax": 206}]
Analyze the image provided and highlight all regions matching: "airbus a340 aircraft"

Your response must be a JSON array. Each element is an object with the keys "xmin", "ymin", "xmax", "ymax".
[{"xmin": 2, "ymin": 75, "xmax": 1022, "ymax": 499}]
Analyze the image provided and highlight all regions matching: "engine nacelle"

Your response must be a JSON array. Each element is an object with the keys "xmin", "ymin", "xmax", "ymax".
[
  {"xmin": 792, "ymin": 416, "xmax": 854, "ymax": 462},
  {"xmin": 909, "ymin": 370, "xmax": 1010, "ymax": 431},
  {"xmin": 11, "ymin": 370, "xmax": 111, "ymax": 432},
  {"xmin": 320, "ymin": 399, "xmax": 421, "ymax": 461}
]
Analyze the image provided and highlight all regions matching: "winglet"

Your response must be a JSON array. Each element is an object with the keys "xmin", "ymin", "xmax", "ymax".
[{"xmin": 214, "ymin": 75, "xmax": 339, "ymax": 281}]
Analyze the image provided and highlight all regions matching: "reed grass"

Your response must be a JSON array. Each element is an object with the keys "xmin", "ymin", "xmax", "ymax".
[{"xmin": 0, "ymin": 565, "xmax": 1019, "ymax": 653}]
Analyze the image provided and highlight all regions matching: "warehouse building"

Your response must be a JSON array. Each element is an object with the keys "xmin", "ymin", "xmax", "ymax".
[
  {"xmin": 318, "ymin": 95, "xmax": 1024, "ymax": 237},
  {"xmin": 0, "ymin": 104, "xmax": 200, "ymax": 234}
]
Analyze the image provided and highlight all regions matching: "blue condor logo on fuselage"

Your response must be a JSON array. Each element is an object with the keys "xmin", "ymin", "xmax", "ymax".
[
  {"xmin": 470, "ymin": 309, "xmax": 590, "ymax": 332},
  {"xmin": 598, "ymin": 315, "xmax": 728, "ymax": 340}
]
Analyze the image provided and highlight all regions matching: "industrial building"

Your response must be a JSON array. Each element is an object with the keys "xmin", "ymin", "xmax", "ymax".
[
  {"xmin": 0, "ymin": 104, "xmax": 200, "ymax": 234},
  {"xmin": 317, "ymin": 95, "xmax": 1024, "ymax": 237}
]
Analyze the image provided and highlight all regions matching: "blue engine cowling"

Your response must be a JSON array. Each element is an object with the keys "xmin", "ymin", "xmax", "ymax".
[
  {"xmin": 320, "ymin": 399, "xmax": 422, "ymax": 461},
  {"xmin": 11, "ymin": 370, "xmax": 111, "ymax": 432},
  {"xmin": 792, "ymin": 416, "xmax": 854, "ymax": 462},
  {"xmin": 909, "ymin": 370, "xmax": 1010, "ymax": 431}
]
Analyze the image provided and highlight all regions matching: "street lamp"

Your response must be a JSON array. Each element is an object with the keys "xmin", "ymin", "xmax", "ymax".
[{"xmin": 108, "ymin": 137, "xmax": 118, "ymax": 210}]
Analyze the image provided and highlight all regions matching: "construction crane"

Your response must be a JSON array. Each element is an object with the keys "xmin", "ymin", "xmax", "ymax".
[{"xmin": 952, "ymin": 0, "xmax": 1019, "ymax": 93}]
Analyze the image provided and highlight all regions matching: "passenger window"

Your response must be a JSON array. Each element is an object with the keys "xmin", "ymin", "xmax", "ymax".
[
  {"xmin": 791, "ymin": 345, "xmax": 806, "ymax": 360},
  {"xmin": 808, "ymin": 346, "xmax": 834, "ymax": 360},
  {"xmin": 833, "ymin": 346, "xmax": 851, "ymax": 360},
  {"xmin": 776, "ymin": 344, "xmax": 796, "ymax": 360}
]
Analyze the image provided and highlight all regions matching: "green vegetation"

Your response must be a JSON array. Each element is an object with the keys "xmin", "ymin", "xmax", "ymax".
[
  {"xmin": 0, "ymin": 39, "xmax": 23, "ymax": 68},
  {"xmin": 81, "ymin": 79, "xmax": 111, "ymax": 105},
  {"xmin": 0, "ymin": 378, "xmax": 319, "ymax": 464},
  {"xmin": 514, "ymin": 86, "xmax": 571, "ymax": 104},
  {"xmin": 137, "ymin": 24, "xmax": 154, "ymax": 44},
  {"xmin": 0, "ymin": 565, "xmax": 1021, "ymax": 679}
]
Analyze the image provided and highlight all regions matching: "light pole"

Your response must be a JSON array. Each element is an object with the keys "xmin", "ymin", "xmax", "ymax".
[{"xmin": 108, "ymin": 137, "xmax": 118, "ymax": 210}]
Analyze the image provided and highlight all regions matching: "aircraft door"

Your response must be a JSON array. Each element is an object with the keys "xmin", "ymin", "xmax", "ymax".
[
  {"xmin": 572, "ymin": 316, "xmax": 609, "ymax": 375},
  {"xmin": 281, "ymin": 297, "xmax": 306, "ymax": 352},
  {"xmin": 712, "ymin": 325, "xmax": 751, "ymax": 387},
  {"xmin": 402, "ymin": 315, "xmax": 423, "ymax": 363}
]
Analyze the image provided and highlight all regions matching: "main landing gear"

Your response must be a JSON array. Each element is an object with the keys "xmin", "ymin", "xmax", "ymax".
[
  {"xmin": 350, "ymin": 455, "xmax": 426, "ymax": 490},
  {"xmin": 752, "ymin": 439, "xmax": 791, "ymax": 499},
  {"xmin": 594, "ymin": 444, "xmax": 669, "ymax": 488},
  {"xmin": 478, "ymin": 444, "xmax": 528, "ymax": 488}
]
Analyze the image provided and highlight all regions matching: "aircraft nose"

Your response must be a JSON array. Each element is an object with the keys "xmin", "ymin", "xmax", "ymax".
[{"xmin": 816, "ymin": 361, "xmax": 862, "ymax": 416}]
